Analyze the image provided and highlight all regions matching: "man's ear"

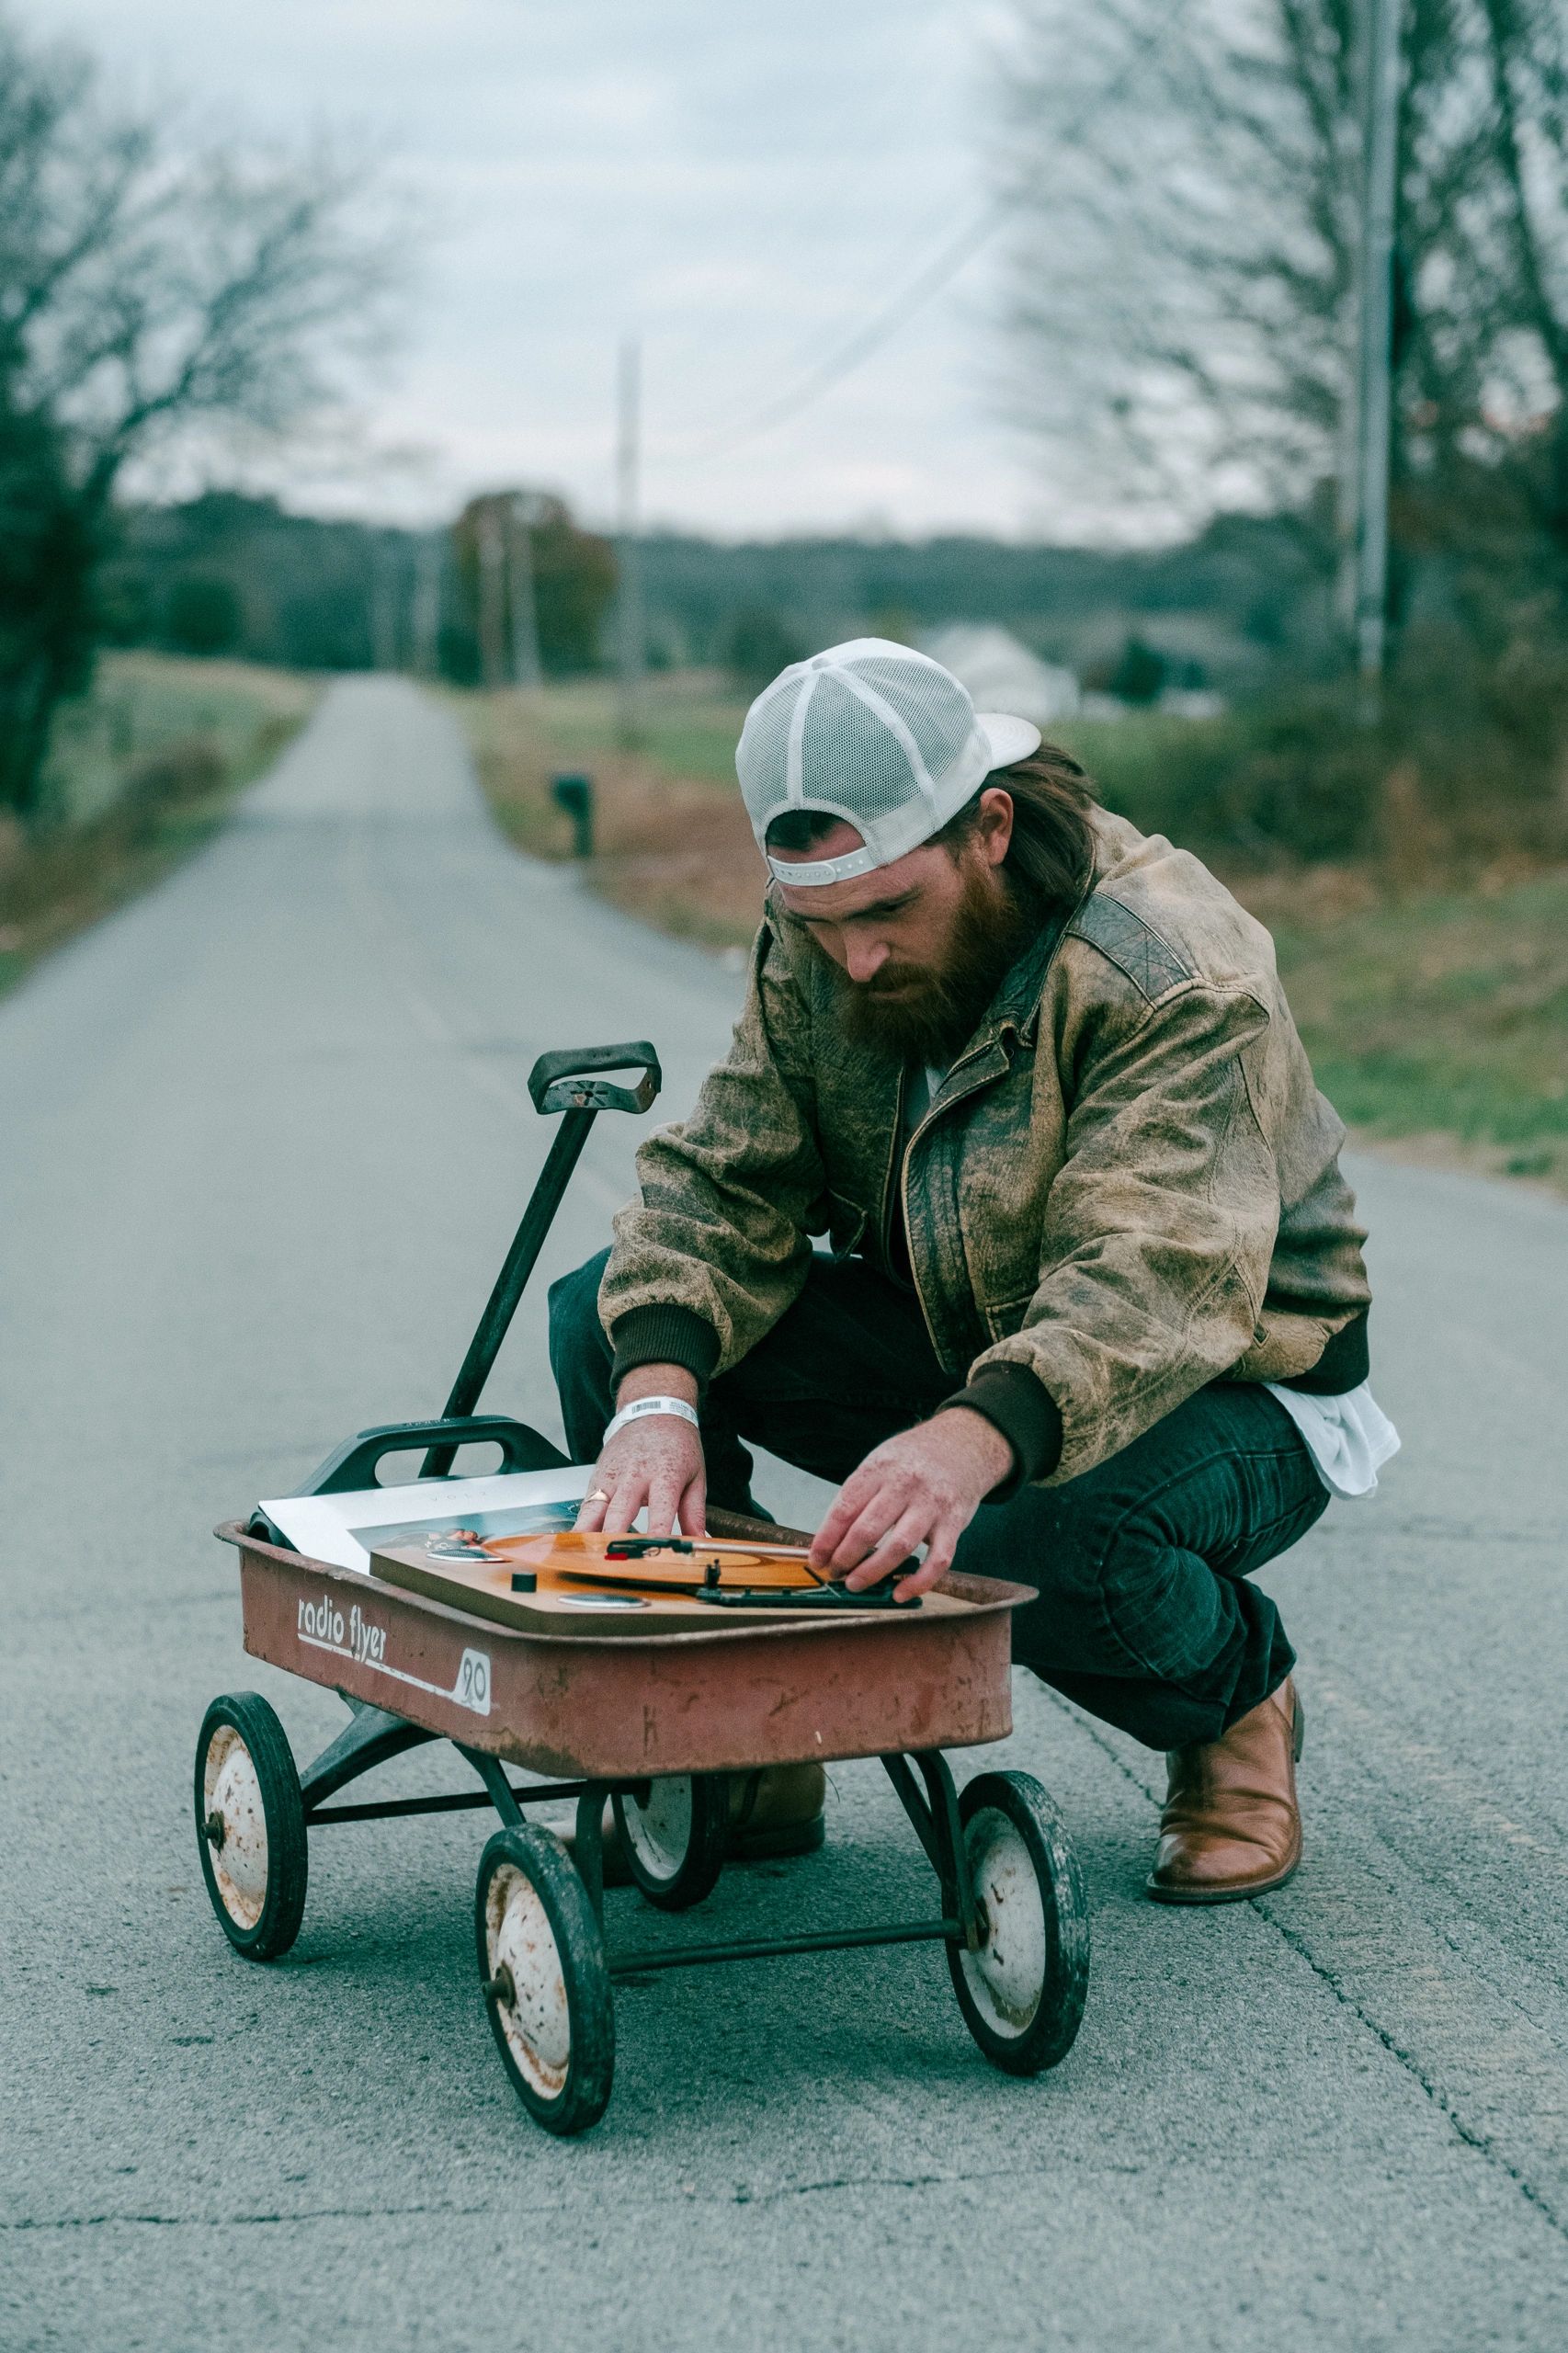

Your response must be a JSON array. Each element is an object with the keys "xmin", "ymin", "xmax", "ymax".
[{"xmin": 974, "ymin": 787, "xmax": 1015, "ymax": 867}]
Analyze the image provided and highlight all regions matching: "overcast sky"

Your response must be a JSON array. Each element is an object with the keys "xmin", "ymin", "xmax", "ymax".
[{"xmin": 26, "ymin": 0, "xmax": 1085, "ymax": 541}]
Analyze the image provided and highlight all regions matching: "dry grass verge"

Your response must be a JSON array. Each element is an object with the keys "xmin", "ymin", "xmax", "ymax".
[{"xmin": 457, "ymin": 676, "xmax": 761, "ymax": 948}]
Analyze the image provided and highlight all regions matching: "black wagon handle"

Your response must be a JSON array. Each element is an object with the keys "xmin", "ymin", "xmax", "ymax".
[
  {"xmin": 420, "ymin": 1040, "xmax": 663, "ymax": 1478},
  {"xmin": 528, "ymin": 1040, "xmax": 661, "ymax": 1118}
]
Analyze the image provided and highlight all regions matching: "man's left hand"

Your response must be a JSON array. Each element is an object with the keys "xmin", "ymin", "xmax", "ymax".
[{"xmin": 809, "ymin": 1407, "xmax": 1015, "ymax": 1599}]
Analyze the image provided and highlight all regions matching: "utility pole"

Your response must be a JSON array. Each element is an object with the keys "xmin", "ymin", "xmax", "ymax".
[
  {"xmin": 615, "ymin": 336, "xmax": 645, "ymax": 745},
  {"xmin": 477, "ymin": 501, "xmax": 506, "ymax": 690},
  {"xmin": 1351, "ymin": 0, "xmax": 1402, "ymax": 718},
  {"xmin": 413, "ymin": 529, "xmax": 444, "ymax": 678},
  {"xmin": 369, "ymin": 529, "xmax": 402, "ymax": 672},
  {"xmin": 507, "ymin": 494, "xmax": 543, "ymax": 691}
]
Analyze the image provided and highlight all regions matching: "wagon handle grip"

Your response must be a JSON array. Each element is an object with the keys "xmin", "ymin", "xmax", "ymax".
[
  {"xmin": 528, "ymin": 1040, "xmax": 661, "ymax": 1117},
  {"xmin": 422, "ymin": 1039, "xmax": 661, "ymax": 1478}
]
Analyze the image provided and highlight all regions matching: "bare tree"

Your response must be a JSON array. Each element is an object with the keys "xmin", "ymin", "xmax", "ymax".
[
  {"xmin": 997, "ymin": 0, "xmax": 1568, "ymax": 612},
  {"xmin": 0, "ymin": 11, "xmax": 398, "ymax": 816}
]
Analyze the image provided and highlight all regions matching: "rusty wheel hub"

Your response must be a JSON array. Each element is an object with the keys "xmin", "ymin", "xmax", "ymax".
[
  {"xmin": 200, "ymin": 1726, "xmax": 269, "ymax": 1931},
  {"xmin": 483, "ymin": 1863, "xmax": 572, "ymax": 2099}
]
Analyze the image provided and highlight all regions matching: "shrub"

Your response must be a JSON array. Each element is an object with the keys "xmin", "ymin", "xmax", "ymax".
[
  {"xmin": 165, "ymin": 576, "xmax": 243, "ymax": 657},
  {"xmin": 1074, "ymin": 623, "xmax": 1568, "ymax": 875},
  {"xmin": 724, "ymin": 608, "xmax": 808, "ymax": 693}
]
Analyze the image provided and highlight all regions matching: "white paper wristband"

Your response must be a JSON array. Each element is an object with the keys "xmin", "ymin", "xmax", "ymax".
[{"xmin": 603, "ymin": 1393, "xmax": 700, "ymax": 1444}]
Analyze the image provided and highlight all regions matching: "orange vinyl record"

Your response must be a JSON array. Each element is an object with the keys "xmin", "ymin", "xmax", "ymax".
[{"xmin": 492, "ymin": 1529, "xmax": 824, "ymax": 1594}]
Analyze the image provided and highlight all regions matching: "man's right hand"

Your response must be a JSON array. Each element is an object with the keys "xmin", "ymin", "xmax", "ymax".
[{"xmin": 574, "ymin": 1363, "xmax": 706, "ymax": 1540}]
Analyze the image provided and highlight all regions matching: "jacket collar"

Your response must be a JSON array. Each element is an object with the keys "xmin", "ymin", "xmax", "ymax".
[{"xmin": 952, "ymin": 894, "xmax": 1080, "ymax": 1070}]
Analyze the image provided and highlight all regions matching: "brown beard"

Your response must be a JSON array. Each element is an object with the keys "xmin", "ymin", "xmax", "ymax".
[{"xmin": 825, "ymin": 861, "xmax": 1037, "ymax": 1065}]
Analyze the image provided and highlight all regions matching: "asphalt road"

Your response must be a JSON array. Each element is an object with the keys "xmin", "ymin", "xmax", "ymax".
[{"xmin": 5, "ymin": 676, "xmax": 1568, "ymax": 2353}]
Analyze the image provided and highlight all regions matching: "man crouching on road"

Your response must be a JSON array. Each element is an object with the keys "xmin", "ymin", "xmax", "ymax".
[{"xmin": 549, "ymin": 639, "xmax": 1399, "ymax": 1902}]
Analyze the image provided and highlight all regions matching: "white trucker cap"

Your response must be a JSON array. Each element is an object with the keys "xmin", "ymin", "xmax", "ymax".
[{"xmin": 736, "ymin": 637, "xmax": 1042, "ymax": 888}]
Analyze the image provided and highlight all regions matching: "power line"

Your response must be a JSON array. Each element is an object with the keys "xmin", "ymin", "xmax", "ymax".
[
  {"xmin": 615, "ymin": 335, "xmax": 645, "ymax": 744},
  {"xmin": 688, "ymin": 198, "xmax": 1009, "ymax": 460},
  {"xmin": 664, "ymin": 0, "xmax": 1189, "ymax": 465}
]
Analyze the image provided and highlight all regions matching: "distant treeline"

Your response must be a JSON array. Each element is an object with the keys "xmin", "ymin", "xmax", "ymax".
[
  {"xmin": 636, "ymin": 517, "xmax": 1324, "ymax": 686},
  {"xmin": 98, "ymin": 497, "xmax": 428, "ymax": 676},
  {"xmin": 97, "ymin": 492, "xmax": 1326, "ymax": 692}
]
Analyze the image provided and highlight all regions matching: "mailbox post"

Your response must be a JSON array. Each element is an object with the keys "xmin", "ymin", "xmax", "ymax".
[{"xmin": 551, "ymin": 773, "xmax": 596, "ymax": 860}]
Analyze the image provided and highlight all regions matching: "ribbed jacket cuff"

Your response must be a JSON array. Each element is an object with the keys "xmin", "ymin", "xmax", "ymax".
[
  {"xmin": 608, "ymin": 1303, "xmax": 721, "ymax": 1392},
  {"xmin": 1278, "ymin": 1303, "xmax": 1370, "ymax": 1394},
  {"xmin": 946, "ymin": 1363, "xmax": 1064, "ymax": 1498}
]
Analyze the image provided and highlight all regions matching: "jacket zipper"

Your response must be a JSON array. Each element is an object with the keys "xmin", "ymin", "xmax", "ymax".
[
  {"xmin": 876, "ymin": 1064, "xmax": 907, "ymax": 1272},
  {"xmin": 895, "ymin": 894, "xmax": 1089, "ymax": 1368}
]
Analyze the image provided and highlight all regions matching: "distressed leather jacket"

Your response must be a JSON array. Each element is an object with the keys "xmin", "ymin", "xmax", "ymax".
[{"xmin": 599, "ymin": 811, "xmax": 1372, "ymax": 1487}]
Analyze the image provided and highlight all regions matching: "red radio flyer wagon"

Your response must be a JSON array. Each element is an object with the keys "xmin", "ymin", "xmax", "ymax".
[{"xmin": 194, "ymin": 1043, "xmax": 1090, "ymax": 2135}]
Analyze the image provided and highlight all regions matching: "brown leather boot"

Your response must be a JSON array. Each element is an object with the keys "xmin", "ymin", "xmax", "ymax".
[
  {"xmin": 1146, "ymin": 1679, "xmax": 1303, "ymax": 1904},
  {"xmin": 727, "ymin": 1763, "xmax": 826, "ymax": 1860}
]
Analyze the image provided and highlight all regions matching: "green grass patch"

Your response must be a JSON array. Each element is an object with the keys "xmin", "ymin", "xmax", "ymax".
[
  {"xmin": 530, "ymin": 676, "xmax": 751, "ymax": 790},
  {"xmin": 1268, "ymin": 870, "xmax": 1568, "ymax": 1188}
]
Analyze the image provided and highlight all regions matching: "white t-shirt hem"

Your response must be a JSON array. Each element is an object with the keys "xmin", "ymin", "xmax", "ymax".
[{"xmin": 1263, "ymin": 1380, "xmax": 1401, "ymax": 1500}]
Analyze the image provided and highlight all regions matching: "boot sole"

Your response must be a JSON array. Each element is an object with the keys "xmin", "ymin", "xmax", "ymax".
[
  {"xmin": 729, "ymin": 1813, "xmax": 826, "ymax": 1864},
  {"xmin": 1144, "ymin": 1850, "xmax": 1301, "ymax": 1904},
  {"xmin": 1147, "ymin": 1684, "xmax": 1304, "ymax": 1904}
]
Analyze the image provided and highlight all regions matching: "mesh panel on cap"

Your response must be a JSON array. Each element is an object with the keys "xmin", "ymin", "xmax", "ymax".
[
  {"xmin": 799, "ymin": 672, "xmax": 914, "ymax": 820},
  {"xmin": 736, "ymin": 674, "xmax": 802, "ymax": 823},
  {"xmin": 853, "ymin": 656, "xmax": 974, "ymax": 781}
]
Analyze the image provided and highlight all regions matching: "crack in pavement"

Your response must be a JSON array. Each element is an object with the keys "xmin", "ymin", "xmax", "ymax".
[
  {"xmin": 1256, "ymin": 1905, "xmax": 1568, "ymax": 2241},
  {"xmin": 1, "ymin": 2202, "xmax": 494, "ymax": 2232},
  {"xmin": 1301, "ymin": 1682, "xmax": 1568, "ymax": 2029},
  {"xmin": 1047, "ymin": 1692, "xmax": 1568, "ymax": 2249},
  {"xmin": 726, "ymin": 2157, "xmax": 1144, "ymax": 2209},
  {"xmin": 0, "ymin": 2159, "xmax": 1163, "ymax": 2236}
]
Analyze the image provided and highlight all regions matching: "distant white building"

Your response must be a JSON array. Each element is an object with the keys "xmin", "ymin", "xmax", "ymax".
[
  {"xmin": 1159, "ymin": 687, "xmax": 1227, "ymax": 720},
  {"xmin": 920, "ymin": 623, "xmax": 1081, "ymax": 725}
]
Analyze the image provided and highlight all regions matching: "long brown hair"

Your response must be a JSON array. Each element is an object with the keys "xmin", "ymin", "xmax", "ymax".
[{"xmin": 937, "ymin": 745, "xmax": 1098, "ymax": 912}]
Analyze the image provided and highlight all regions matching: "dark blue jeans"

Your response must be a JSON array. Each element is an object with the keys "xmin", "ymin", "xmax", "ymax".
[{"xmin": 548, "ymin": 1249, "xmax": 1329, "ymax": 1751}]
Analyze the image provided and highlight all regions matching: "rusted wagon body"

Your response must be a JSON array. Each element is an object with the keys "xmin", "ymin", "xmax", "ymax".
[{"xmin": 223, "ymin": 1520, "xmax": 1022, "ymax": 1777}]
